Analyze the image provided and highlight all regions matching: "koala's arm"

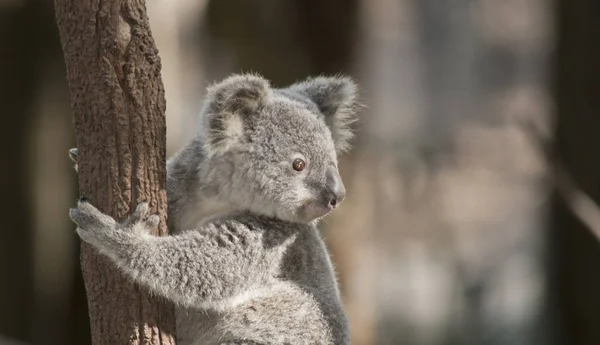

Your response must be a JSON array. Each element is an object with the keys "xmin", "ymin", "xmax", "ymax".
[{"xmin": 69, "ymin": 200, "xmax": 275, "ymax": 309}]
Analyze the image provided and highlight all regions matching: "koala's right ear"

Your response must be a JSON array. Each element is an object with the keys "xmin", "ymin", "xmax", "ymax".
[{"xmin": 202, "ymin": 74, "xmax": 271, "ymax": 155}]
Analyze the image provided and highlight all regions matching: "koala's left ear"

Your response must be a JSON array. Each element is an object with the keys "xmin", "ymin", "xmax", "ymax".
[{"xmin": 289, "ymin": 76, "xmax": 359, "ymax": 153}]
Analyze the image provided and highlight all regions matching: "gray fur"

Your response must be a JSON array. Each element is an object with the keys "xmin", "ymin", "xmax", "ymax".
[
  {"xmin": 69, "ymin": 148, "xmax": 78, "ymax": 172},
  {"xmin": 69, "ymin": 73, "xmax": 359, "ymax": 345},
  {"xmin": 284, "ymin": 76, "xmax": 358, "ymax": 153}
]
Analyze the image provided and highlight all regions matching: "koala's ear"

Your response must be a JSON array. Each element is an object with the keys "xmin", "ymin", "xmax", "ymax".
[
  {"xmin": 202, "ymin": 74, "xmax": 271, "ymax": 154},
  {"xmin": 289, "ymin": 76, "xmax": 359, "ymax": 153}
]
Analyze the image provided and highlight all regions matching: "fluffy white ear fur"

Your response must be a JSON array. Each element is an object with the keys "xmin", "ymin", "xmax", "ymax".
[
  {"xmin": 288, "ymin": 76, "xmax": 359, "ymax": 153},
  {"xmin": 202, "ymin": 74, "xmax": 271, "ymax": 155}
]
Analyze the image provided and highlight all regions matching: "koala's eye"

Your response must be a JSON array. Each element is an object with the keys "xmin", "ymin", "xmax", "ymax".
[{"xmin": 292, "ymin": 158, "xmax": 306, "ymax": 172}]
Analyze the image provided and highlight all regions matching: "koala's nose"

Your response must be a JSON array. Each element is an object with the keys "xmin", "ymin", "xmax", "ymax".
[{"xmin": 326, "ymin": 167, "xmax": 346, "ymax": 208}]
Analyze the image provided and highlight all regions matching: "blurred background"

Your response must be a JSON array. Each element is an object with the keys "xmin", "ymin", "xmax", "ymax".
[{"xmin": 1, "ymin": 0, "xmax": 600, "ymax": 344}]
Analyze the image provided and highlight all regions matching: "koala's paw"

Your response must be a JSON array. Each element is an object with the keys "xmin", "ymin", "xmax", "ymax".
[
  {"xmin": 121, "ymin": 202, "xmax": 160, "ymax": 236},
  {"xmin": 69, "ymin": 199, "xmax": 120, "ymax": 247},
  {"xmin": 69, "ymin": 200, "xmax": 159, "ymax": 248}
]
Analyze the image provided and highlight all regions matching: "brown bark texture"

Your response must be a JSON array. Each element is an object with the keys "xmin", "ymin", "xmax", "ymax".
[{"xmin": 54, "ymin": 0, "xmax": 176, "ymax": 343}]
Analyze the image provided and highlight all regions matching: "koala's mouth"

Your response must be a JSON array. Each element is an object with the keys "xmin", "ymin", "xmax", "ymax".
[{"xmin": 301, "ymin": 201, "xmax": 333, "ymax": 222}]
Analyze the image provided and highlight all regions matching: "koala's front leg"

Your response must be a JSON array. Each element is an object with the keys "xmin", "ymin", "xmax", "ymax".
[{"xmin": 70, "ymin": 200, "xmax": 272, "ymax": 309}]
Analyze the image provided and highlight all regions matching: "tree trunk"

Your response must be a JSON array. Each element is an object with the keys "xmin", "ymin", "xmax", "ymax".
[{"xmin": 53, "ymin": 0, "xmax": 176, "ymax": 343}]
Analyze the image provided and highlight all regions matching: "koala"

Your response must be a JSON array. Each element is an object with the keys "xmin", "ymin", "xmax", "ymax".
[{"xmin": 69, "ymin": 74, "xmax": 359, "ymax": 345}]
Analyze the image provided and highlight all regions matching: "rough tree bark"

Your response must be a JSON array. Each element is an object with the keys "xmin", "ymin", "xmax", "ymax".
[{"xmin": 54, "ymin": 0, "xmax": 176, "ymax": 344}]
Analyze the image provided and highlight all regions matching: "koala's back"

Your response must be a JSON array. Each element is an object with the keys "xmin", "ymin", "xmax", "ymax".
[{"xmin": 175, "ymin": 220, "xmax": 349, "ymax": 345}]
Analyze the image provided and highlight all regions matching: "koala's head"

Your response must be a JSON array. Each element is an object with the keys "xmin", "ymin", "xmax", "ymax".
[{"xmin": 200, "ymin": 74, "xmax": 359, "ymax": 224}]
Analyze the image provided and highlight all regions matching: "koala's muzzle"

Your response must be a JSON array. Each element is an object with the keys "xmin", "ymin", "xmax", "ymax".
[{"xmin": 325, "ymin": 167, "xmax": 346, "ymax": 209}]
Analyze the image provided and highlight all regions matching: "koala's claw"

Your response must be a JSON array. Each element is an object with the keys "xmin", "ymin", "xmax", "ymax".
[
  {"xmin": 69, "ymin": 200, "xmax": 117, "ymax": 231},
  {"xmin": 124, "ymin": 202, "xmax": 149, "ymax": 226},
  {"xmin": 70, "ymin": 200, "xmax": 159, "ymax": 248},
  {"xmin": 69, "ymin": 200, "xmax": 119, "ymax": 246},
  {"xmin": 144, "ymin": 215, "xmax": 160, "ymax": 229},
  {"xmin": 131, "ymin": 212, "xmax": 160, "ymax": 236},
  {"xmin": 122, "ymin": 202, "xmax": 160, "ymax": 234}
]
